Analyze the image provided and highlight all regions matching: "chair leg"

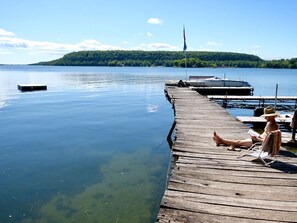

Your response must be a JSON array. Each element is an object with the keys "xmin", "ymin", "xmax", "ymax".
[
  {"xmin": 237, "ymin": 144, "xmax": 259, "ymax": 159},
  {"xmin": 267, "ymin": 157, "xmax": 279, "ymax": 166},
  {"xmin": 261, "ymin": 157, "xmax": 278, "ymax": 167}
]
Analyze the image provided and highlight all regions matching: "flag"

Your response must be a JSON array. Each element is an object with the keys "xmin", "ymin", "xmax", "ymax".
[{"xmin": 183, "ymin": 26, "xmax": 187, "ymax": 51}]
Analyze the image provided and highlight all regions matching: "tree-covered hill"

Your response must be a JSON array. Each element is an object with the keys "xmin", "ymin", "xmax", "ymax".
[{"xmin": 34, "ymin": 50, "xmax": 297, "ymax": 69}]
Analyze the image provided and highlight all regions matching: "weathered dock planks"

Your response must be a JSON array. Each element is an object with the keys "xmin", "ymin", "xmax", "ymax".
[{"xmin": 157, "ymin": 86, "xmax": 297, "ymax": 223}]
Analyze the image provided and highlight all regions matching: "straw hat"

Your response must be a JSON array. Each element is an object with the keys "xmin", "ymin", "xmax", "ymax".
[{"xmin": 261, "ymin": 107, "xmax": 278, "ymax": 117}]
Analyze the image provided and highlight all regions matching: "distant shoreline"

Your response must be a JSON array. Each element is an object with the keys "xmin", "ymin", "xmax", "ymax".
[{"xmin": 30, "ymin": 50, "xmax": 297, "ymax": 69}]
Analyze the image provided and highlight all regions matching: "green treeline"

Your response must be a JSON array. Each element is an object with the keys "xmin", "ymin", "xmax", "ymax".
[{"xmin": 34, "ymin": 50, "xmax": 297, "ymax": 69}]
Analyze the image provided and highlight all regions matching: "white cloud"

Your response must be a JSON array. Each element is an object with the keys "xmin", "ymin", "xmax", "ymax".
[
  {"xmin": 0, "ymin": 33, "xmax": 179, "ymax": 60},
  {"xmin": 0, "ymin": 28, "xmax": 15, "ymax": 36},
  {"xmin": 252, "ymin": 44, "xmax": 261, "ymax": 49},
  {"xmin": 0, "ymin": 28, "xmax": 182, "ymax": 63},
  {"xmin": 76, "ymin": 39, "xmax": 122, "ymax": 50},
  {"xmin": 137, "ymin": 42, "xmax": 179, "ymax": 51},
  {"xmin": 147, "ymin": 18, "xmax": 163, "ymax": 25},
  {"xmin": 0, "ymin": 48, "xmax": 11, "ymax": 55},
  {"xmin": 0, "ymin": 36, "xmax": 123, "ymax": 56},
  {"xmin": 139, "ymin": 32, "xmax": 153, "ymax": 38},
  {"xmin": 147, "ymin": 32, "xmax": 153, "ymax": 37},
  {"xmin": 207, "ymin": 41, "xmax": 221, "ymax": 46},
  {"xmin": 249, "ymin": 45, "xmax": 261, "ymax": 56},
  {"xmin": 198, "ymin": 41, "xmax": 222, "ymax": 51}
]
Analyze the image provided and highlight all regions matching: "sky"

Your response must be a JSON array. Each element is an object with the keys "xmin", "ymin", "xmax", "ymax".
[{"xmin": 0, "ymin": 0, "xmax": 297, "ymax": 64}]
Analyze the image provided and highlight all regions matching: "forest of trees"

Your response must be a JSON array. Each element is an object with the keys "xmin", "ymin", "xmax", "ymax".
[{"xmin": 34, "ymin": 50, "xmax": 297, "ymax": 69}]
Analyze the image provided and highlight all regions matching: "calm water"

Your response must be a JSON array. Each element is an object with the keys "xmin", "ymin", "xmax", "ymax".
[{"xmin": 1, "ymin": 66, "xmax": 297, "ymax": 223}]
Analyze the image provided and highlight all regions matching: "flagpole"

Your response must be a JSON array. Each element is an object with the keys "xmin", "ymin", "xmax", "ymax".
[
  {"xmin": 184, "ymin": 50, "xmax": 187, "ymax": 81},
  {"xmin": 183, "ymin": 25, "xmax": 188, "ymax": 81}
]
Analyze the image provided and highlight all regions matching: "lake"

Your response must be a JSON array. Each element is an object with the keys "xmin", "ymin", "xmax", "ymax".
[{"xmin": 1, "ymin": 66, "xmax": 297, "ymax": 223}]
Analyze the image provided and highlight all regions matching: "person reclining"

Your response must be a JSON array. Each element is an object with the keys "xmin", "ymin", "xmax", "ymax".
[{"xmin": 213, "ymin": 107, "xmax": 279, "ymax": 149}]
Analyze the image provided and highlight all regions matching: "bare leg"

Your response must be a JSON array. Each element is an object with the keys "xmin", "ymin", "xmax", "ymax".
[{"xmin": 213, "ymin": 131, "xmax": 253, "ymax": 148}]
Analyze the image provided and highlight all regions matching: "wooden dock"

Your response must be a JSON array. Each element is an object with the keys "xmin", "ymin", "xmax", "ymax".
[
  {"xmin": 208, "ymin": 95, "xmax": 297, "ymax": 101},
  {"xmin": 236, "ymin": 116, "xmax": 292, "ymax": 124},
  {"xmin": 157, "ymin": 86, "xmax": 297, "ymax": 223},
  {"xmin": 208, "ymin": 95, "xmax": 297, "ymax": 109},
  {"xmin": 164, "ymin": 80, "xmax": 253, "ymax": 96}
]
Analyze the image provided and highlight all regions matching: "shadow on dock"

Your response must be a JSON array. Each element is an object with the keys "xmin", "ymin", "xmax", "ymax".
[{"xmin": 269, "ymin": 161, "xmax": 297, "ymax": 174}]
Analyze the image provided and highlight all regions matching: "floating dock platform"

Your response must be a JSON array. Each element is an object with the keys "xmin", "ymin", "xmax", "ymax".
[
  {"xmin": 164, "ymin": 80, "xmax": 253, "ymax": 96},
  {"xmin": 18, "ymin": 84, "xmax": 47, "ymax": 92},
  {"xmin": 208, "ymin": 95, "xmax": 297, "ymax": 109},
  {"xmin": 236, "ymin": 116, "xmax": 291, "ymax": 124},
  {"xmin": 157, "ymin": 86, "xmax": 297, "ymax": 223}
]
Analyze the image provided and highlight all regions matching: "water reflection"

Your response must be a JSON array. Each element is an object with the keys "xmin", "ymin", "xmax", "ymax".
[{"xmin": 146, "ymin": 104, "xmax": 159, "ymax": 113}]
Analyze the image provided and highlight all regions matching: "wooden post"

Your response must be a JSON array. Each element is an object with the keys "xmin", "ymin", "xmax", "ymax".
[
  {"xmin": 223, "ymin": 93, "xmax": 227, "ymax": 108},
  {"xmin": 167, "ymin": 121, "xmax": 176, "ymax": 148},
  {"xmin": 223, "ymin": 99, "xmax": 227, "ymax": 108},
  {"xmin": 274, "ymin": 84, "xmax": 278, "ymax": 111},
  {"xmin": 291, "ymin": 109, "xmax": 297, "ymax": 141}
]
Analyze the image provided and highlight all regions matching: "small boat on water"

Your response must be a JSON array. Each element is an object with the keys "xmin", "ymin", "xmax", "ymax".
[
  {"xmin": 187, "ymin": 76, "xmax": 252, "ymax": 88},
  {"xmin": 186, "ymin": 75, "xmax": 254, "ymax": 95}
]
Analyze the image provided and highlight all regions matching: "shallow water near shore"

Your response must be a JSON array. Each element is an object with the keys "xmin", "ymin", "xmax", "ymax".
[{"xmin": 1, "ymin": 66, "xmax": 297, "ymax": 222}]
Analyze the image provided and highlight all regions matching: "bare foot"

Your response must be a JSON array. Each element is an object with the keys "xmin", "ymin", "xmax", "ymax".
[{"xmin": 213, "ymin": 131, "xmax": 222, "ymax": 146}]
